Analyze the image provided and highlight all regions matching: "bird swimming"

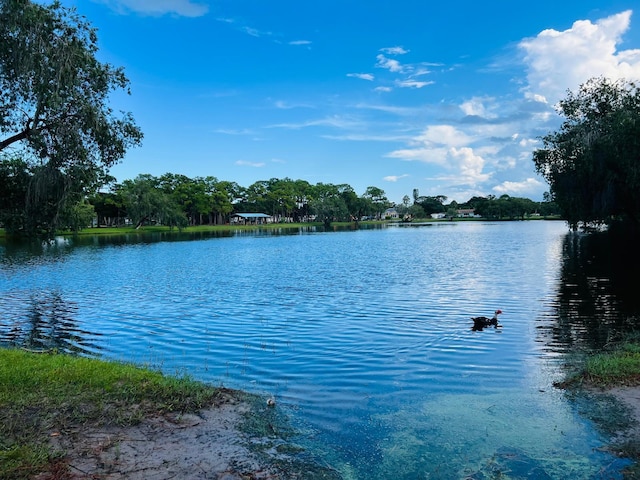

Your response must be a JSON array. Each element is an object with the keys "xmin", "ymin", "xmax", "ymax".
[{"xmin": 471, "ymin": 310, "xmax": 503, "ymax": 331}]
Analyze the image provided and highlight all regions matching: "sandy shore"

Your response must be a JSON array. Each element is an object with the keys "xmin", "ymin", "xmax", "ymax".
[
  {"xmin": 606, "ymin": 385, "xmax": 640, "ymax": 441},
  {"xmin": 41, "ymin": 390, "xmax": 337, "ymax": 480},
  {"xmin": 38, "ymin": 385, "xmax": 640, "ymax": 479}
]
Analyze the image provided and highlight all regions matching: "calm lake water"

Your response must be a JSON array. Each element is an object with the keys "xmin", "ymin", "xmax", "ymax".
[{"xmin": 1, "ymin": 221, "xmax": 637, "ymax": 478}]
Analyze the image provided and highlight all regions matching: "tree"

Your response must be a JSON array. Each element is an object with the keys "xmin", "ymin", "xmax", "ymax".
[
  {"xmin": 363, "ymin": 186, "xmax": 390, "ymax": 219},
  {"xmin": 415, "ymin": 195, "xmax": 447, "ymax": 216},
  {"xmin": 0, "ymin": 154, "xmax": 31, "ymax": 231},
  {"xmin": 0, "ymin": 0, "xmax": 143, "ymax": 236},
  {"xmin": 120, "ymin": 175, "xmax": 186, "ymax": 229},
  {"xmin": 59, "ymin": 199, "xmax": 95, "ymax": 232},
  {"xmin": 89, "ymin": 190, "xmax": 126, "ymax": 226},
  {"xmin": 309, "ymin": 183, "xmax": 348, "ymax": 228},
  {"xmin": 533, "ymin": 77, "xmax": 640, "ymax": 230}
]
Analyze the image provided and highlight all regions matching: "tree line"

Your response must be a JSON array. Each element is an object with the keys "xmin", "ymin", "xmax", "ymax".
[
  {"xmin": 88, "ymin": 175, "xmax": 393, "ymax": 230},
  {"xmin": 1, "ymin": 169, "xmax": 558, "ymax": 233},
  {"xmin": 3, "ymin": 2, "xmax": 639, "ymax": 238}
]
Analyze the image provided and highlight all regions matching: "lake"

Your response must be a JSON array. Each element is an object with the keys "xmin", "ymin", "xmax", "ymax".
[{"xmin": 0, "ymin": 221, "xmax": 636, "ymax": 478}]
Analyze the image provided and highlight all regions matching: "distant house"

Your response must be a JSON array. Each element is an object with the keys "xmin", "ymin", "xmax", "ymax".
[
  {"xmin": 384, "ymin": 208, "xmax": 399, "ymax": 219},
  {"xmin": 431, "ymin": 213, "xmax": 446, "ymax": 219},
  {"xmin": 456, "ymin": 208, "xmax": 479, "ymax": 218},
  {"xmin": 231, "ymin": 213, "xmax": 272, "ymax": 225}
]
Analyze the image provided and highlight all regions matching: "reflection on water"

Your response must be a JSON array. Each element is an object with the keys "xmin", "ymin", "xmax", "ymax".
[
  {"xmin": 538, "ymin": 227, "xmax": 640, "ymax": 354},
  {"xmin": 0, "ymin": 289, "xmax": 100, "ymax": 354},
  {"xmin": 1, "ymin": 221, "xmax": 638, "ymax": 478}
]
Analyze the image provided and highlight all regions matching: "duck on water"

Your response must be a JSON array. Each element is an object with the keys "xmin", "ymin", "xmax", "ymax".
[{"xmin": 471, "ymin": 310, "xmax": 503, "ymax": 331}]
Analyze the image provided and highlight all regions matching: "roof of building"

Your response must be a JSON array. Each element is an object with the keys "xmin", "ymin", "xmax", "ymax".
[{"xmin": 232, "ymin": 213, "xmax": 271, "ymax": 218}]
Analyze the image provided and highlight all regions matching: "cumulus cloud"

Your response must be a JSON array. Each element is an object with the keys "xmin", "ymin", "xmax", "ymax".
[
  {"xmin": 460, "ymin": 97, "xmax": 497, "ymax": 118},
  {"xmin": 387, "ymin": 125, "xmax": 492, "ymax": 186},
  {"xmin": 449, "ymin": 147, "xmax": 491, "ymax": 184},
  {"xmin": 493, "ymin": 178, "xmax": 545, "ymax": 195},
  {"xmin": 415, "ymin": 125, "xmax": 473, "ymax": 148},
  {"xmin": 519, "ymin": 10, "xmax": 640, "ymax": 104},
  {"xmin": 94, "ymin": 0, "xmax": 208, "ymax": 17}
]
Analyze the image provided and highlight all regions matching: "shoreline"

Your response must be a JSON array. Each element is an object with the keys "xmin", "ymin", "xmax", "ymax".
[
  {"xmin": 43, "ymin": 389, "xmax": 338, "ymax": 479},
  {"xmin": 40, "ymin": 384, "xmax": 640, "ymax": 479},
  {"xmin": 0, "ymin": 349, "xmax": 338, "ymax": 479}
]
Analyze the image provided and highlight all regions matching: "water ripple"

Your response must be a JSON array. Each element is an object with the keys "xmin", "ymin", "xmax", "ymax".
[{"xmin": 1, "ymin": 221, "xmax": 631, "ymax": 478}]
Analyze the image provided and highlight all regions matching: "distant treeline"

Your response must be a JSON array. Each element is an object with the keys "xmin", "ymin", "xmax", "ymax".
[
  {"xmin": 85, "ymin": 174, "xmax": 560, "ymax": 230},
  {"xmin": 0, "ymin": 161, "xmax": 560, "ymax": 236}
]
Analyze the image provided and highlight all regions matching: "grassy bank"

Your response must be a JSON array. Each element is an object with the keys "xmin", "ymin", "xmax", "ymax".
[
  {"xmin": 583, "ymin": 341, "xmax": 640, "ymax": 387},
  {"xmin": 556, "ymin": 337, "xmax": 640, "ymax": 477},
  {"xmin": 0, "ymin": 349, "xmax": 225, "ymax": 479},
  {"xmin": 62, "ymin": 222, "xmax": 327, "ymax": 236},
  {"xmin": 558, "ymin": 338, "xmax": 640, "ymax": 388}
]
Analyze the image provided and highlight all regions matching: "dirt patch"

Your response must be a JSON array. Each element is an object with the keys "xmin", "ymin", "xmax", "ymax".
[
  {"xmin": 40, "ymin": 391, "xmax": 337, "ymax": 479},
  {"xmin": 606, "ymin": 386, "xmax": 640, "ymax": 440}
]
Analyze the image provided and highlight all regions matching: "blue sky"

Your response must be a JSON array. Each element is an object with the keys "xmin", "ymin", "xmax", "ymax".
[{"xmin": 56, "ymin": 0, "xmax": 640, "ymax": 204}]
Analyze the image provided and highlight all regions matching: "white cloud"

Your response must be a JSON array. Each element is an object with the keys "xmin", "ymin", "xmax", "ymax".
[
  {"xmin": 354, "ymin": 103, "xmax": 420, "ymax": 116},
  {"xmin": 415, "ymin": 125, "xmax": 473, "ymax": 148},
  {"xmin": 380, "ymin": 46, "xmax": 409, "ymax": 55},
  {"xmin": 383, "ymin": 174, "xmax": 409, "ymax": 182},
  {"xmin": 347, "ymin": 73, "xmax": 375, "ymax": 81},
  {"xmin": 289, "ymin": 40, "xmax": 312, "ymax": 46},
  {"xmin": 449, "ymin": 147, "xmax": 491, "ymax": 184},
  {"xmin": 493, "ymin": 178, "xmax": 545, "ymax": 195},
  {"xmin": 235, "ymin": 160, "xmax": 265, "ymax": 168},
  {"xmin": 376, "ymin": 54, "xmax": 405, "ymax": 73},
  {"xmin": 215, "ymin": 128, "xmax": 254, "ymax": 135},
  {"xmin": 94, "ymin": 0, "xmax": 208, "ymax": 17},
  {"xmin": 395, "ymin": 79, "xmax": 433, "ymax": 88},
  {"xmin": 387, "ymin": 125, "xmax": 493, "ymax": 188},
  {"xmin": 519, "ymin": 10, "xmax": 640, "ymax": 104},
  {"xmin": 460, "ymin": 97, "xmax": 498, "ymax": 118},
  {"xmin": 387, "ymin": 146, "xmax": 449, "ymax": 165},
  {"xmin": 268, "ymin": 115, "xmax": 361, "ymax": 130}
]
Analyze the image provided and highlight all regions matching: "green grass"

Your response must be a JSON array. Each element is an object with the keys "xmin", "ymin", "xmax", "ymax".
[
  {"xmin": 58, "ymin": 222, "xmax": 327, "ymax": 236},
  {"xmin": 0, "ymin": 348, "xmax": 224, "ymax": 479},
  {"xmin": 583, "ymin": 342, "xmax": 640, "ymax": 387},
  {"xmin": 557, "ymin": 340, "xmax": 640, "ymax": 389}
]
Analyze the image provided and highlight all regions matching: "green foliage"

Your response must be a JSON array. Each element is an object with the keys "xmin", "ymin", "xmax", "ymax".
[
  {"xmin": 0, "ymin": 154, "xmax": 30, "ymax": 232},
  {"xmin": 533, "ymin": 77, "xmax": 640, "ymax": 230},
  {"xmin": 119, "ymin": 174, "xmax": 187, "ymax": 229},
  {"xmin": 59, "ymin": 200, "xmax": 95, "ymax": 232},
  {"xmin": 0, "ymin": 348, "xmax": 223, "ymax": 478},
  {"xmin": 88, "ymin": 189, "xmax": 127, "ymax": 226},
  {"xmin": 584, "ymin": 342, "xmax": 640, "ymax": 386},
  {"xmin": 414, "ymin": 194, "xmax": 447, "ymax": 216},
  {"xmin": 0, "ymin": 0, "xmax": 142, "ymax": 237}
]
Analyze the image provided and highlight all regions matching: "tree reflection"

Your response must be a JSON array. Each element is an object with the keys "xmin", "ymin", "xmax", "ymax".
[
  {"xmin": 540, "ymin": 227, "xmax": 640, "ymax": 352},
  {"xmin": 1, "ymin": 290, "xmax": 101, "ymax": 354}
]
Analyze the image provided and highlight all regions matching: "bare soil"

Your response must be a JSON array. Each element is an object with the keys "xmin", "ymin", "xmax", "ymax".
[
  {"xmin": 39, "ymin": 385, "xmax": 640, "ymax": 479},
  {"xmin": 607, "ymin": 385, "xmax": 640, "ymax": 441},
  {"xmin": 39, "ymin": 391, "xmax": 336, "ymax": 480}
]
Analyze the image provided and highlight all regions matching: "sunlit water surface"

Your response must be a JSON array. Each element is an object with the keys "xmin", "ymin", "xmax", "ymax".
[{"xmin": 0, "ymin": 222, "xmax": 634, "ymax": 478}]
